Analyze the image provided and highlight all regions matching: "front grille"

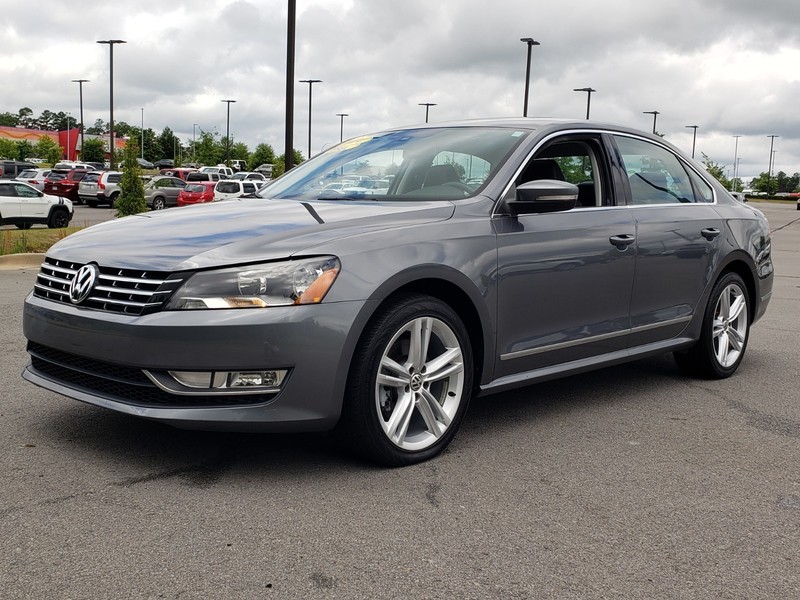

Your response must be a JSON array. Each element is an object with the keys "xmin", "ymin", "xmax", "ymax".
[
  {"xmin": 28, "ymin": 342, "xmax": 275, "ymax": 408},
  {"xmin": 33, "ymin": 256, "xmax": 184, "ymax": 316}
]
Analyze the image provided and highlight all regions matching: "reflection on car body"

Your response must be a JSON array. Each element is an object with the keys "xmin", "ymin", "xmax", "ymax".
[{"xmin": 22, "ymin": 118, "xmax": 773, "ymax": 467}]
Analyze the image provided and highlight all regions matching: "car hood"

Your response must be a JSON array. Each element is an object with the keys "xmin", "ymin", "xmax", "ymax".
[{"xmin": 47, "ymin": 198, "xmax": 456, "ymax": 271}]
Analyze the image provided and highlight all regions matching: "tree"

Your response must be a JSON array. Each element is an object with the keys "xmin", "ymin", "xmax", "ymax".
[
  {"xmin": 17, "ymin": 140, "xmax": 35, "ymax": 161},
  {"xmin": 81, "ymin": 138, "xmax": 106, "ymax": 163},
  {"xmin": 86, "ymin": 119, "xmax": 106, "ymax": 135},
  {"xmin": 115, "ymin": 140, "xmax": 148, "ymax": 217},
  {"xmin": 249, "ymin": 143, "xmax": 276, "ymax": 169},
  {"xmin": 700, "ymin": 153, "xmax": 731, "ymax": 190},
  {"xmin": 230, "ymin": 141, "xmax": 250, "ymax": 163},
  {"xmin": 0, "ymin": 112, "xmax": 18, "ymax": 126},
  {"xmin": 273, "ymin": 149, "xmax": 305, "ymax": 177},
  {"xmin": 34, "ymin": 135, "xmax": 62, "ymax": 165},
  {"xmin": 157, "ymin": 126, "xmax": 178, "ymax": 160},
  {"xmin": 0, "ymin": 138, "xmax": 18, "ymax": 159},
  {"xmin": 193, "ymin": 130, "xmax": 223, "ymax": 166},
  {"xmin": 17, "ymin": 107, "xmax": 34, "ymax": 128}
]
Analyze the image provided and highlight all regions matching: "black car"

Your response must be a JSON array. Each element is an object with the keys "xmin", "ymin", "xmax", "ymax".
[{"xmin": 154, "ymin": 159, "xmax": 175, "ymax": 169}]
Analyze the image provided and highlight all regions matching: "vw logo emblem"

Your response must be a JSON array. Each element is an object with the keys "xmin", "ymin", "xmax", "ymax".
[{"xmin": 69, "ymin": 264, "xmax": 99, "ymax": 305}]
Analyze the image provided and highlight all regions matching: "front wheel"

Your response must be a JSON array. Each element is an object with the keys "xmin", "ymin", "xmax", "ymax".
[
  {"xmin": 152, "ymin": 197, "xmax": 165, "ymax": 210},
  {"xmin": 48, "ymin": 210, "xmax": 70, "ymax": 229},
  {"xmin": 674, "ymin": 272, "xmax": 750, "ymax": 379},
  {"xmin": 340, "ymin": 294, "xmax": 474, "ymax": 467}
]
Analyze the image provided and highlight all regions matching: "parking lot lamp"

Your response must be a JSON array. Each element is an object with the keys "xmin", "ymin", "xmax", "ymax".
[
  {"xmin": 732, "ymin": 135, "xmax": 741, "ymax": 191},
  {"xmin": 96, "ymin": 39, "xmax": 126, "ymax": 169},
  {"xmin": 418, "ymin": 103, "xmax": 436, "ymax": 123},
  {"xmin": 573, "ymin": 87, "xmax": 596, "ymax": 119},
  {"xmin": 520, "ymin": 37, "xmax": 540, "ymax": 117},
  {"xmin": 193, "ymin": 123, "xmax": 198, "ymax": 162},
  {"xmin": 299, "ymin": 80, "xmax": 322, "ymax": 159},
  {"xmin": 685, "ymin": 125, "xmax": 698, "ymax": 158},
  {"xmin": 336, "ymin": 113, "xmax": 348, "ymax": 142},
  {"xmin": 141, "ymin": 108, "xmax": 144, "ymax": 159},
  {"xmin": 221, "ymin": 99, "xmax": 236, "ymax": 167},
  {"xmin": 643, "ymin": 110, "xmax": 660, "ymax": 134},
  {"xmin": 766, "ymin": 135, "xmax": 779, "ymax": 193},
  {"xmin": 71, "ymin": 79, "xmax": 89, "ymax": 159}
]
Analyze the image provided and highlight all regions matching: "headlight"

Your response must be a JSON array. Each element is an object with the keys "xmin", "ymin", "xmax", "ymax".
[{"xmin": 166, "ymin": 256, "xmax": 340, "ymax": 310}]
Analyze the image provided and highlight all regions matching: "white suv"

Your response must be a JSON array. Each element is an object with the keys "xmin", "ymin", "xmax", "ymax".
[
  {"xmin": 213, "ymin": 179, "xmax": 261, "ymax": 201},
  {"xmin": 0, "ymin": 179, "xmax": 74, "ymax": 229}
]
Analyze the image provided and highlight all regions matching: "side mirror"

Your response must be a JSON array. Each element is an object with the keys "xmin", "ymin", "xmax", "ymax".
[{"xmin": 506, "ymin": 179, "xmax": 579, "ymax": 215}]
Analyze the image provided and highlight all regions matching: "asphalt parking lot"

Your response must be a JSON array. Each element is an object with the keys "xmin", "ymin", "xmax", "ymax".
[{"xmin": 0, "ymin": 202, "xmax": 798, "ymax": 599}]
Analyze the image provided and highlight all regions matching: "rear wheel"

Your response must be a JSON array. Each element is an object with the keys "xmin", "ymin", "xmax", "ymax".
[
  {"xmin": 674, "ymin": 272, "xmax": 750, "ymax": 379},
  {"xmin": 152, "ymin": 196, "xmax": 166, "ymax": 210},
  {"xmin": 109, "ymin": 192, "xmax": 120, "ymax": 207},
  {"xmin": 340, "ymin": 294, "xmax": 473, "ymax": 466}
]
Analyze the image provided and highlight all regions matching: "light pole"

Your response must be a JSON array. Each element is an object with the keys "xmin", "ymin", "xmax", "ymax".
[
  {"xmin": 65, "ymin": 114, "xmax": 71, "ymax": 160},
  {"xmin": 418, "ymin": 102, "xmax": 436, "ymax": 123},
  {"xmin": 285, "ymin": 0, "xmax": 297, "ymax": 171},
  {"xmin": 732, "ymin": 135, "xmax": 741, "ymax": 191},
  {"xmin": 96, "ymin": 39, "xmax": 126, "ymax": 169},
  {"xmin": 192, "ymin": 123, "xmax": 198, "ymax": 163},
  {"xmin": 140, "ymin": 107, "xmax": 144, "ymax": 159},
  {"xmin": 336, "ymin": 113, "xmax": 348, "ymax": 142},
  {"xmin": 299, "ymin": 79, "xmax": 321, "ymax": 159},
  {"xmin": 520, "ymin": 37, "xmax": 540, "ymax": 117},
  {"xmin": 643, "ymin": 110, "xmax": 660, "ymax": 135},
  {"xmin": 685, "ymin": 125, "xmax": 698, "ymax": 158},
  {"xmin": 71, "ymin": 79, "xmax": 89, "ymax": 160},
  {"xmin": 573, "ymin": 87, "xmax": 596, "ymax": 119},
  {"xmin": 221, "ymin": 99, "xmax": 236, "ymax": 167},
  {"xmin": 766, "ymin": 134, "xmax": 779, "ymax": 193}
]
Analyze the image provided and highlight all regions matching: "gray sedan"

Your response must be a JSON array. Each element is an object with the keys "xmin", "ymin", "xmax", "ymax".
[{"xmin": 22, "ymin": 118, "xmax": 773, "ymax": 466}]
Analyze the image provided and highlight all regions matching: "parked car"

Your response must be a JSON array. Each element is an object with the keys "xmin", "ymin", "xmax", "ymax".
[
  {"xmin": 21, "ymin": 118, "xmax": 774, "ymax": 467},
  {"xmin": 159, "ymin": 168, "xmax": 198, "ymax": 181},
  {"xmin": 230, "ymin": 171, "xmax": 267, "ymax": 182},
  {"xmin": 231, "ymin": 159, "xmax": 247, "ymax": 171},
  {"xmin": 177, "ymin": 181, "xmax": 216, "ymax": 206},
  {"xmin": 78, "ymin": 171, "xmax": 122, "ymax": 207},
  {"xmin": 0, "ymin": 179, "xmax": 73, "ymax": 229},
  {"xmin": 199, "ymin": 165, "xmax": 234, "ymax": 178},
  {"xmin": 154, "ymin": 159, "xmax": 175, "ymax": 169},
  {"xmin": 16, "ymin": 168, "xmax": 52, "ymax": 191},
  {"xmin": 52, "ymin": 162, "xmax": 93, "ymax": 171},
  {"xmin": 43, "ymin": 168, "xmax": 91, "ymax": 204},
  {"xmin": 253, "ymin": 164, "xmax": 274, "ymax": 177},
  {"xmin": 213, "ymin": 179, "xmax": 261, "ymax": 201},
  {"xmin": 136, "ymin": 158, "xmax": 156, "ymax": 170},
  {"xmin": 186, "ymin": 171, "xmax": 223, "ymax": 182},
  {"xmin": 143, "ymin": 175, "xmax": 186, "ymax": 210},
  {"xmin": 1, "ymin": 160, "xmax": 36, "ymax": 178}
]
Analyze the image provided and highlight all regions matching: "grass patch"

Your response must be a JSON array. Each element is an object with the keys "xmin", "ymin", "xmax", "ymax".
[{"xmin": 0, "ymin": 226, "xmax": 82, "ymax": 255}]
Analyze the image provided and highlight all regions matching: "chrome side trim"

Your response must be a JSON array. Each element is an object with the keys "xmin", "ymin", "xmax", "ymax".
[{"xmin": 499, "ymin": 316, "xmax": 692, "ymax": 361}]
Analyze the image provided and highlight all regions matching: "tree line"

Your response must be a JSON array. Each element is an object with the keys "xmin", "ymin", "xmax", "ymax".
[{"xmin": 1, "ymin": 106, "xmax": 303, "ymax": 175}]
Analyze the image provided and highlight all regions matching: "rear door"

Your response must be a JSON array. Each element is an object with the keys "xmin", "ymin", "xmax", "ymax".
[{"xmin": 611, "ymin": 134, "xmax": 725, "ymax": 346}]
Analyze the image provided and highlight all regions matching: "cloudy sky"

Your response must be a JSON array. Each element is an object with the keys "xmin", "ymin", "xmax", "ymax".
[{"xmin": 3, "ymin": 0, "xmax": 799, "ymax": 180}]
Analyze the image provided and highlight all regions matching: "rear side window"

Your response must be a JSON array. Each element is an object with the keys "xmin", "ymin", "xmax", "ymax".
[
  {"xmin": 18, "ymin": 170, "xmax": 36, "ymax": 178},
  {"xmin": 107, "ymin": 174, "xmax": 122, "ymax": 183},
  {"xmin": 614, "ymin": 136, "xmax": 700, "ymax": 205},
  {"xmin": 217, "ymin": 181, "xmax": 239, "ymax": 193}
]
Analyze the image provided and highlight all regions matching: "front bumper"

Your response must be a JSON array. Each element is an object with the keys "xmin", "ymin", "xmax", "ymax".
[{"xmin": 22, "ymin": 293, "xmax": 367, "ymax": 432}]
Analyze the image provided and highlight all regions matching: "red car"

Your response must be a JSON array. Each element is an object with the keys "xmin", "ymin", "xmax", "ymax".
[
  {"xmin": 177, "ymin": 181, "xmax": 216, "ymax": 206},
  {"xmin": 43, "ymin": 168, "xmax": 91, "ymax": 204}
]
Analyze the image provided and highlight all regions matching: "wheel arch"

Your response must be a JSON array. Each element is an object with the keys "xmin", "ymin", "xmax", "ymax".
[
  {"xmin": 338, "ymin": 266, "xmax": 494, "ymax": 408},
  {"xmin": 717, "ymin": 253, "xmax": 759, "ymax": 322}
]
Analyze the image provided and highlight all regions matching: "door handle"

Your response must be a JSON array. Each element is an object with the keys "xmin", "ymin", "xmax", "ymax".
[
  {"xmin": 609, "ymin": 234, "xmax": 636, "ymax": 249},
  {"xmin": 701, "ymin": 227, "xmax": 721, "ymax": 240}
]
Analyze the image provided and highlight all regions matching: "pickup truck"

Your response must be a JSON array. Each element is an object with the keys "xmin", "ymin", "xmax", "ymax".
[{"xmin": 43, "ymin": 168, "xmax": 91, "ymax": 204}]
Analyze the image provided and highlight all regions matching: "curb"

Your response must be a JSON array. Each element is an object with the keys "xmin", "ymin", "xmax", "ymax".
[{"xmin": 0, "ymin": 253, "xmax": 44, "ymax": 270}]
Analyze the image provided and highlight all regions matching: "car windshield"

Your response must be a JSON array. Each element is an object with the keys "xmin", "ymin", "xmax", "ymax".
[{"xmin": 258, "ymin": 126, "xmax": 529, "ymax": 202}]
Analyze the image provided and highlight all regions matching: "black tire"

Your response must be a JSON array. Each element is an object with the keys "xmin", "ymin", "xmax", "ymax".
[
  {"xmin": 152, "ymin": 197, "xmax": 165, "ymax": 210},
  {"xmin": 674, "ymin": 272, "xmax": 750, "ymax": 379},
  {"xmin": 86, "ymin": 199, "xmax": 98, "ymax": 208},
  {"xmin": 109, "ymin": 192, "xmax": 120, "ymax": 207},
  {"xmin": 338, "ymin": 293, "xmax": 474, "ymax": 467},
  {"xmin": 16, "ymin": 223, "xmax": 33, "ymax": 230},
  {"xmin": 48, "ymin": 210, "xmax": 70, "ymax": 229}
]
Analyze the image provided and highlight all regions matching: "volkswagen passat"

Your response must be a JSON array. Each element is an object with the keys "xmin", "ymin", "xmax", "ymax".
[{"xmin": 22, "ymin": 119, "xmax": 774, "ymax": 466}]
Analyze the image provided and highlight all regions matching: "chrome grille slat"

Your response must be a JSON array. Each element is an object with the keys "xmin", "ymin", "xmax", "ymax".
[{"xmin": 33, "ymin": 257, "xmax": 184, "ymax": 316}]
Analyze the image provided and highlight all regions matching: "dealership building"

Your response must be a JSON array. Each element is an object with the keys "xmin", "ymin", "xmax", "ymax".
[{"xmin": 0, "ymin": 125, "xmax": 126, "ymax": 161}]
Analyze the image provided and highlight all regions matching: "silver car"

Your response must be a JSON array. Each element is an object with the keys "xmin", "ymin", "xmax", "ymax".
[
  {"xmin": 15, "ymin": 168, "xmax": 52, "ymax": 191},
  {"xmin": 22, "ymin": 118, "xmax": 774, "ymax": 466},
  {"xmin": 143, "ymin": 175, "xmax": 187, "ymax": 210}
]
